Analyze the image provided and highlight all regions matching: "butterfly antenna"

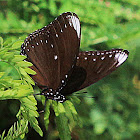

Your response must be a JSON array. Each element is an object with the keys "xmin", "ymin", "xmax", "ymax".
[
  {"xmin": 74, "ymin": 91, "xmax": 88, "ymax": 94},
  {"xmin": 68, "ymin": 91, "xmax": 98, "ymax": 100},
  {"xmin": 68, "ymin": 94, "xmax": 98, "ymax": 100}
]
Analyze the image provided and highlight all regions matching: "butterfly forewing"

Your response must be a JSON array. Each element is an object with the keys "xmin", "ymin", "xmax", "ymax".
[
  {"xmin": 76, "ymin": 49, "xmax": 129, "ymax": 91},
  {"xmin": 60, "ymin": 49, "xmax": 129, "ymax": 95},
  {"xmin": 21, "ymin": 12, "xmax": 81, "ymax": 90}
]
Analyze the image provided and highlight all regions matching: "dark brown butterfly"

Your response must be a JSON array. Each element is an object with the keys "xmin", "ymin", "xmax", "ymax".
[{"xmin": 21, "ymin": 12, "xmax": 129, "ymax": 103}]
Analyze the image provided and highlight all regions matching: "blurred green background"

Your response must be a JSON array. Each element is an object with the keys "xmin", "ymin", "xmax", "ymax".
[{"xmin": 0, "ymin": 0, "xmax": 140, "ymax": 139}]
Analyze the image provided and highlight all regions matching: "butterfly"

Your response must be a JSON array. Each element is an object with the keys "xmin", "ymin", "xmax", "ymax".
[{"xmin": 21, "ymin": 12, "xmax": 129, "ymax": 103}]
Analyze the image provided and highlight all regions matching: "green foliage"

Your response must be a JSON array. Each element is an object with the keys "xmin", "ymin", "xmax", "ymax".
[
  {"xmin": 0, "ymin": 38, "xmax": 43, "ymax": 138},
  {"xmin": 0, "ymin": 40, "xmax": 35, "ymax": 100},
  {"xmin": 44, "ymin": 100, "xmax": 80, "ymax": 140},
  {"xmin": 0, "ymin": 0, "xmax": 140, "ymax": 139},
  {"xmin": 0, "ymin": 119, "xmax": 28, "ymax": 140},
  {"xmin": 56, "ymin": 113, "xmax": 71, "ymax": 140},
  {"xmin": 44, "ymin": 99, "xmax": 51, "ymax": 130},
  {"xmin": 53, "ymin": 101, "xmax": 71, "ymax": 140}
]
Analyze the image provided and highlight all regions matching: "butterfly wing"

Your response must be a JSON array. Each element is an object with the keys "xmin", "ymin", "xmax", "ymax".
[
  {"xmin": 76, "ymin": 49, "xmax": 129, "ymax": 91},
  {"xmin": 21, "ymin": 12, "xmax": 81, "ymax": 90},
  {"xmin": 60, "ymin": 49, "xmax": 129, "ymax": 95}
]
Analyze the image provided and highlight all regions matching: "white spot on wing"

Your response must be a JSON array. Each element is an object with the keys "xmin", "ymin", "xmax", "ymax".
[
  {"xmin": 51, "ymin": 44, "xmax": 54, "ymax": 48},
  {"xmin": 36, "ymin": 43, "xmax": 39, "ymax": 45},
  {"xmin": 93, "ymin": 58, "xmax": 96, "ymax": 61},
  {"xmin": 101, "ymin": 56, "xmax": 105, "ymax": 60},
  {"xmin": 71, "ymin": 15, "xmax": 80, "ymax": 38},
  {"xmin": 88, "ymin": 52, "xmax": 91, "ymax": 55},
  {"xmin": 116, "ymin": 52, "xmax": 128, "ymax": 67},
  {"xmin": 54, "ymin": 55, "xmax": 58, "ymax": 60},
  {"xmin": 115, "ymin": 53, "xmax": 120, "ymax": 59},
  {"xmin": 72, "ymin": 64, "xmax": 74, "ymax": 68},
  {"xmin": 85, "ymin": 57, "xmax": 87, "ymax": 60}
]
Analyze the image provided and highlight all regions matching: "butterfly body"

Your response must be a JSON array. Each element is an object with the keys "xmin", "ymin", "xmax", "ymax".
[{"xmin": 21, "ymin": 12, "xmax": 129, "ymax": 103}]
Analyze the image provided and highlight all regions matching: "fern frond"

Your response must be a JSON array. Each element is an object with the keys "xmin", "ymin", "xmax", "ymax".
[
  {"xmin": 0, "ymin": 119, "xmax": 28, "ymax": 140},
  {"xmin": 0, "ymin": 37, "xmax": 43, "ymax": 137}
]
